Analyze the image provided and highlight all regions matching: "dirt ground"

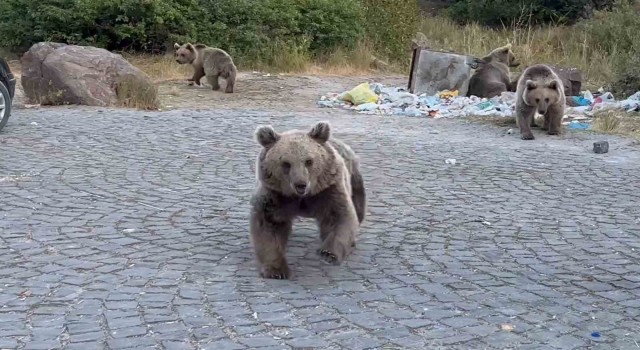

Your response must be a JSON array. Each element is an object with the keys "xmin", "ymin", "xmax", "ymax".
[
  {"xmin": 156, "ymin": 72, "xmax": 406, "ymax": 112},
  {"xmin": 9, "ymin": 59, "xmax": 406, "ymax": 112}
]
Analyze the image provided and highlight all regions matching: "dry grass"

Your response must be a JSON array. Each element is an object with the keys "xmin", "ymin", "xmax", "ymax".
[
  {"xmin": 126, "ymin": 41, "xmax": 380, "ymax": 79},
  {"xmin": 114, "ymin": 75, "xmax": 160, "ymax": 110},
  {"xmin": 124, "ymin": 16, "xmax": 616, "ymax": 87},
  {"xmin": 306, "ymin": 41, "xmax": 383, "ymax": 76},
  {"xmin": 125, "ymin": 53, "xmax": 192, "ymax": 83},
  {"xmin": 592, "ymin": 110, "xmax": 640, "ymax": 138},
  {"xmin": 417, "ymin": 16, "xmax": 611, "ymax": 89}
]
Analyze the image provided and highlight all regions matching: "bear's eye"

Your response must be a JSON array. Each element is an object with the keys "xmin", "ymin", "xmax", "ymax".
[
  {"xmin": 535, "ymin": 98, "xmax": 540, "ymax": 103},
  {"xmin": 282, "ymin": 161, "xmax": 291, "ymax": 171},
  {"xmin": 305, "ymin": 159, "xmax": 313, "ymax": 167}
]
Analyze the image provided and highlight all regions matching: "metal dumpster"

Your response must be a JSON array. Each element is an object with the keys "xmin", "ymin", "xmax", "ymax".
[{"xmin": 408, "ymin": 46, "xmax": 478, "ymax": 96}]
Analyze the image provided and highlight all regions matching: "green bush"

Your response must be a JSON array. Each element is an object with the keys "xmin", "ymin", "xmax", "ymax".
[
  {"xmin": 360, "ymin": 0, "xmax": 419, "ymax": 64},
  {"xmin": 582, "ymin": 0, "xmax": 639, "ymax": 56},
  {"xmin": 446, "ymin": 0, "xmax": 615, "ymax": 27},
  {"xmin": 0, "ymin": 0, "xmax": 365, "ymax": 61},
  {"xmin": 298, "ymin": 0, "xmax": 364, "ymax": 53},
  {"xmin": 582, "ymin": 0, "xmax": 640, "ymax": 97},
  {"xmin": 0, "ymin": 0, "xmax": 196, "ymax": 53}
]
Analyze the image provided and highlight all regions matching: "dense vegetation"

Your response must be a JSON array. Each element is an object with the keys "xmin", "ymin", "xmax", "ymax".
[
  {"xmin": 0, "ymin": 0, "xmax": 415, "ymax": 65},
  {"xmin": 445, "ymin": 0, "xmax": 615, "ymax": 26},
  {"xmin": 0, "ymin": 0, "xmax": 638, "ymax": 94}
]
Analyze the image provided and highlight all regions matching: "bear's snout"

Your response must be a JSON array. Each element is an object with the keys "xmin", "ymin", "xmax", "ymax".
[{"xmin": 294, "ymin": 182, "xmax": 307, "ymax": 195}]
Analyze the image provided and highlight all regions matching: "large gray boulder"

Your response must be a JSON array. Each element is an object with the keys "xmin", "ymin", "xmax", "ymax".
[{"xmin": 21, "ymin": 42, "xmax": 155, "ymax": 107}]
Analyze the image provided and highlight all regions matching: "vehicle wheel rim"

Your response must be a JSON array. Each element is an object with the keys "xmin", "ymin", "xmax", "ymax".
[{"xmin": 0, "ymin": 93, "xmax": 5, "ymax": 119}]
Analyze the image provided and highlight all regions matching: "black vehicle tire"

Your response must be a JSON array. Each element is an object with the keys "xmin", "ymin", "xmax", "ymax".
[{"xmin": 0, "ymin": 81, "xmax": 11, "ymax": 132}]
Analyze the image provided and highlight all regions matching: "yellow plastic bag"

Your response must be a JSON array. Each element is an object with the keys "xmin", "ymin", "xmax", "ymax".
[
  {"xmin": 438, "ymin": 89, "xmax": 459, "ymax": 99},
  {"xmin": 341, "ymin": 83, "xmax": 378, "ymax": 105}
]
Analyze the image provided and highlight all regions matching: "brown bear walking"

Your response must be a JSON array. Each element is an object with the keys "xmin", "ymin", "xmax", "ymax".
[
  {"xmin": 515, "ymin": 64, "xmax": 566, "ymax": 140},
  {"xmin": 249, "ymin": 121, "xmax": 367, "ymax": 279},
  {"xmin": 466, "ymin": 43, "xmax": 520, "ymax": 98},
  {"xmin": 174, "ymin": 43, "xmax": 237, "ymax": 93}
]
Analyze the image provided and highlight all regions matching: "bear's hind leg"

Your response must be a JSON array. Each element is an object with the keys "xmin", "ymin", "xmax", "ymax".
[
  {"xmin": 484, "ymin": 81, "xmax": 508, "ymax": 99},
  {"xmin": 250, "ymin": 210, "xmax": 292, "ymax": 279},
  {"xmin": 315, "ymin": 190, "xmax": 359, "ymax": 265},
  {"xmin": 224, "ymin": 68, "xmax": 236, "ymax": 93},
  {"xmin": 350, "ymin": 168, "xmax": 366, "ymax": 225}
]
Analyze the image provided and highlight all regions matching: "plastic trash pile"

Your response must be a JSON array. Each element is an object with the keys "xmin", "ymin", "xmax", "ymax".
[
  {"xmin": 318, "ymin": 82, "xmax": 640, "ymax": 126},
  {"xmin": 318, "ymin": 82, "xmax": 515, "ymax": 119}
]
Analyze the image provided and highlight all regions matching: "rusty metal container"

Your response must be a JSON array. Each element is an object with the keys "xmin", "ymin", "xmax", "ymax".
[{"xmin": 408, "ymin": 46, "xmax": 478, "ymax": 96}]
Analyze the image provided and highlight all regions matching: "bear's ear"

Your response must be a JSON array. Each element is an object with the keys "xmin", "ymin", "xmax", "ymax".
[
  {"xmin": 526, "ymin": 80, "xmax": 537, "ymax": 90},
  {"xmin": 308, "ymin": 121, "xmax": 331, "ymax": 143},
  {"xmin": 185, "ymin": 43, "xmax": 195, "ymax": 52},
  {"xmin": 173, "ymin": 43, "xmax": 180, "ymax": 50},
  {"xmin": 547, "ymin": 81, "xmax": 558, "ymax": 90},
  {"xmin": 255, "ymin": 125, "xmax": 279, "ymax": 148}
]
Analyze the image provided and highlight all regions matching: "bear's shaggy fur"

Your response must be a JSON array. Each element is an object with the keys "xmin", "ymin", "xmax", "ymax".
[
  {"xmin": 515, "ymin": 64, "xmax": 566, "ymax": 140},
  {"xmin": 249, "ymin": 121, "xmax": 366, "ymax": 279},
  {"xmin": 173, "ymin": 43, "xmax": 237, "ymax": 93},
  {"xmin": 466, "ymin": 43, "xmax": 520, "ymax": 98}
]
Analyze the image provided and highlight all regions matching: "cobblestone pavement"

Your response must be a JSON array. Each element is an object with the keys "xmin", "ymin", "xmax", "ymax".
[{"xmin": 1, "ymin": 107, "xmax": 640, "ymax": 350}]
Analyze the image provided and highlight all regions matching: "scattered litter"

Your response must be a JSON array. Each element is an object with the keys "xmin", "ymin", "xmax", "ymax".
[
  {"xmin": 593, "ymin": 141, "xmax": 609, "ymax": 154},
  {"xmin": 591, "ymin": 332, "xmax": 601, "ymax": 338},
  {"xmin": 506, "ymin": 128, "xmax": 514, "ymax": 134},
  {"xmin": 445, "ymin": 158, "xmax": 457, "ymax": 165},
  {"xmin": 341, "ymin": 83, "xmax": 378, "ymax": 106},
  {"xmin": 568, "ymin": 121, "xmax": 592, "ymax": 130},
  {"xmin": 501, "ymin": 324, "xmax": 515, "ymax": 332},
  {"xmin": 438, "ymin": 90, "xmax": 459, "ymax": 99},
  {"xmin": 571, "ymin": 96, "xmax": 591, "ymax": 106},
  {"xmin": 319, "ymin": 83, "xmax": 640, "ymax": 123},
  {"xmin": 355, "ymin": 102, "xmax": 379, "ymax": 111},
  {"xmin": 18, "ymin": 290, "xmax": 32, "ymax": 300},
  {"xmin": 122, "ymin": 228, "xmax": 136, "ymax": 233},
  {"xmin": 30, "ymin": 122, "xmax": 38, "ymax": 126},
  {"xmin": 474, "ymin": 217, "xmax": 491, "ymax": 226},
  {"xmin": 476, "ymin": 100, "xmax": 495, "ymax": 110}
]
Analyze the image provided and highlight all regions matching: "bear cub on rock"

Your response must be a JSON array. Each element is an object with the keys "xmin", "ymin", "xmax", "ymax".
[
  {"xmin": 174, "ymin": 43, "xmax": 237, "ymax": 93},
  {"xmin": 515, "ymin": 64, "xmax": 566, "ymax": 140},
  {"xmin": 250, "ymin": 122, "xmax": 366, "ymax": 279}
]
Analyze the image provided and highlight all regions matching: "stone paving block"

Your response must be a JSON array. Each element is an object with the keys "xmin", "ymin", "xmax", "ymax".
[{"xmin": 1, "ymin": 108, "xmax": 640, "ymax": 348}]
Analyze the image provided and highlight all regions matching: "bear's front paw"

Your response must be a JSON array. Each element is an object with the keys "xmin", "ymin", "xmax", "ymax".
[
  {"xmin": 318, "ymin": 249, "xmax": 339, "ymax": 265},
  {"xmin": 260, "ymin": 265, "xmax": 290, "ymax": 280},
  {"xmin": 521, "ymin": 132, "xmax": 535, "ymax": 140}
]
